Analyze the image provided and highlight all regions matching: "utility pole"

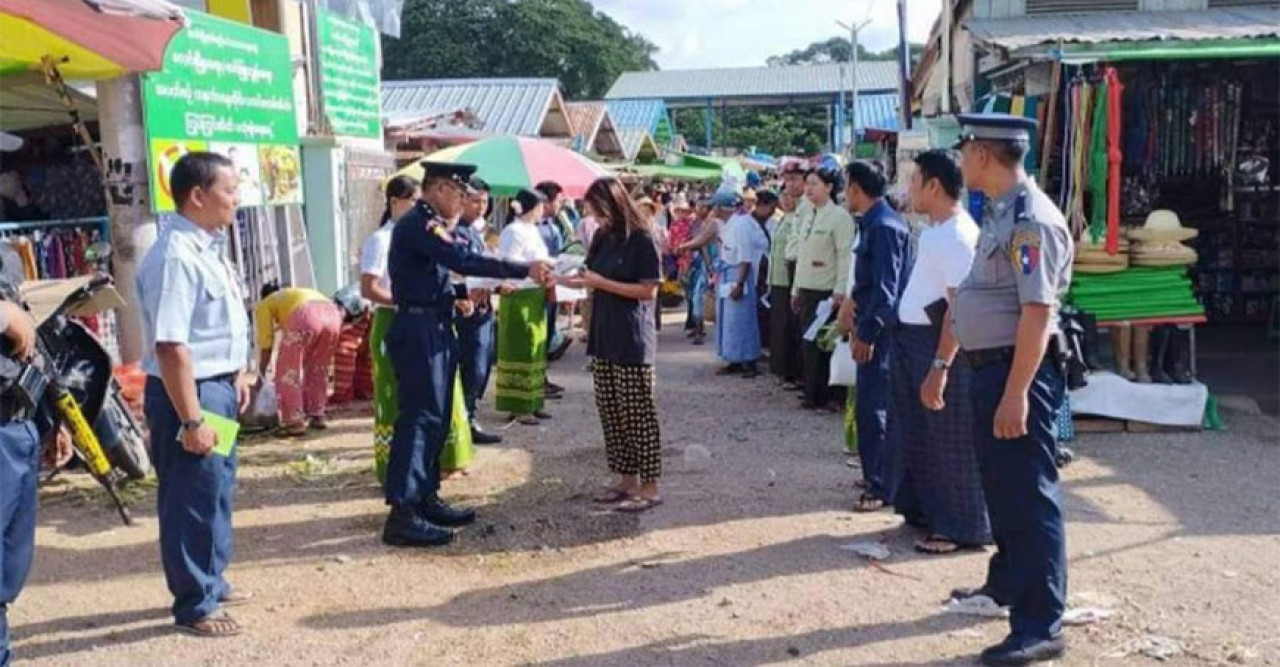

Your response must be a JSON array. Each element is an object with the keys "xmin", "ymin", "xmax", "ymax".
[
  {"xmin": 897, "ymin": 0, "xmax": 913, "ymax": 129},
  {"xmin": 941, "ymin": 0, "xmax": 952, "ymax": 114},
  {"xmin": 96, "ymin": 75, "xmax": 157, "ymax": 365},
  {"xmin": 836, "ymin": 16, "xmax": 871, "ymax": 149}
]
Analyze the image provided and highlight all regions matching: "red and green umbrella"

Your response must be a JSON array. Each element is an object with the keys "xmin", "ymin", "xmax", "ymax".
[{"xmin": 393, "ymin": 135, "xmax": 611, "ymax": 198}]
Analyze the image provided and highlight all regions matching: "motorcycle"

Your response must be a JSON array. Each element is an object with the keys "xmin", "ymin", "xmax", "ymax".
[{"xmin": 1, "ymin": 242, "xmax": 150, "ymax": 525}]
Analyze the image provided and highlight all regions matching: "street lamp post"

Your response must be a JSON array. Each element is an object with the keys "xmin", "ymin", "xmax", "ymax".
[{"xmin": 836, "ymin": 17, "xmax": 871, "ymax": 151}]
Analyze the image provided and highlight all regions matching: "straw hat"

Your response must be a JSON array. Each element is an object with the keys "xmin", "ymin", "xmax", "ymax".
[{"xmin": 1127, "ymin": 209, "xmax": 1198, "ymax": 243}]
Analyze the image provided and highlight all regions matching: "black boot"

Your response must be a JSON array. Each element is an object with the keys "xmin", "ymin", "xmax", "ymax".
[
  {"xmin": 419, "ymin": 496, "xmax": 477, "ymax": 527},
  {"xmin": 1166, "ymin": 327, "xmax": 1194, "ymax": 384},
  {"xmin": 471, "ymin": 421, "xmax": 503, "ymax": 445},
  {"xmin": 1149, "ymin": 326, "xmax": 1172, "ymax": 384},
  {"xmin": 383, "ymin": 506, "xmax": 453, "ymax": 547},
  {"xmin": 1079, "ymin": 312, "xmax": 1104, "ymax": 371}
]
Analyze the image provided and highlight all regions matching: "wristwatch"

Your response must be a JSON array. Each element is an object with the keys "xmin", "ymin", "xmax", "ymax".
[
  {"xmin": 181, "ymin": 417, "xmax": 205, "ymax": 432},
  {"xmin": 931, "ymin": 358, "xmax": 951, "ymax": 371}
]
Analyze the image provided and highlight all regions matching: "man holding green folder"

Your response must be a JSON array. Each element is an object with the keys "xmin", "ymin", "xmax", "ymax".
[{"xmin": 136, "ymin": 152, "xmax": 254, "ymax": 638}]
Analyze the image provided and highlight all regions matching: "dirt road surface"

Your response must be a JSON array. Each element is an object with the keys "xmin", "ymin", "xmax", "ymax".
[{"xmin": 13, "ymin": 320, "xmax": 1280, "ymax": 666}]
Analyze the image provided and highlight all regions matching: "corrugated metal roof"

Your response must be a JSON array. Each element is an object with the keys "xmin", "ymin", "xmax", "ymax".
[
  {"xmin": 857, "ymin": 93, "xmax": 901, "ymax": 132},
  {"xmin": 617, "ymin": 128, "xmax": 658, "ymax": 161},
  {"xmin": 605, "ymin": 62, "xmax": 899, "ymax": 102},
  {"xmin": 381, "ymin": 78, "xmax": 560, "ymax": 136},
  {"xmin": 606, "ymin": 99, "xmax": 668, "ymax": 133},
  {"xmin": 565, "ymin": 101, "xmax": 607, "ymax": 144},
  {"xmin": 966, "ymin": 6, "xmax": 1280, "ymax": 51}
]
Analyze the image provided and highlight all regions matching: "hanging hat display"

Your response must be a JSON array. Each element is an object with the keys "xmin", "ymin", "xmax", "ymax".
[
  {"xmin": 1127, "ymin": 210, "xmax": 1198, "ymax": 268},
  {"xmin": 1074, "ymin": 235, "xmax": 1130, "ymax": 274}
]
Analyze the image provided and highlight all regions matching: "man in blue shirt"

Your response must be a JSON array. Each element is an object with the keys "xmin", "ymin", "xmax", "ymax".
[
  {"xmin": 534, "ymin": 181, "xmax": 571, "ymax": 386},
  {"xmin": 840, "ymin": 161, "xmax": 912, "ymax": 514},
  {"xmin": 454, "ymin": 177, "xmax": 501, "ymax": 444},
  {"xmin": 136, "ymin": 152, "xmax": 254, "ymax": 637}
]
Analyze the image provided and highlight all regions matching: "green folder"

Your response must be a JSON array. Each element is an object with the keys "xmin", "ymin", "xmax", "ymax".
[{"xmin": 176, "ymin": 411, "xmax": 240, "ymax": 457}]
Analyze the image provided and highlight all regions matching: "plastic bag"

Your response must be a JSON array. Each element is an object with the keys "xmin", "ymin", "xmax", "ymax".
[
  {"xmin": 241, "ymin": 380, "xmax": 278, "ymax": 431},
  {"xmin": 829, "ymin": 339, "xmax": 857, "ymax": 386}
]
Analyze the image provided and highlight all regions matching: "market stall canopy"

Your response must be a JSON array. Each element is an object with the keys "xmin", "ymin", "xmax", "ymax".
[
  {"xmin": 392, "ymin": 135, "xmax": 611, "ymax": 198},
  {"xmin": 0, "ymin": 0, "xmax": 186, "ymax": 80},
  {"xmin": 0, "ymin": 73, "xmax": 97, "ymax": 131},
  {"xmin": 966, "ymin": 6, "xmax": 1280, "ymax": 63}
]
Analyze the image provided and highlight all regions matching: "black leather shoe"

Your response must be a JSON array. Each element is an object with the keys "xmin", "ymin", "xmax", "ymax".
[
  {"xmin": 471, "ymin": 426, "xmax": 503, "ymax": 445},
  {"xmin": 949, "ymin": 585, "xmax": 1008, "ymax": 607},
  {"xmin": 981, "ymin": 635, "xmax": 1065, "ymax": 666},
  {"xmin": 382, "ymin": 507, "xmax": 453, "ymax": 547},
  {"xmin": 418, "ymin": 497, "xmax": 476, "ymax": 527}
]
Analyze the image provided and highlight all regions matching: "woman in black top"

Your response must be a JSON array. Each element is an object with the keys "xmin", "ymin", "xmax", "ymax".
[{"xmin": 561, "ymin": 178, "xmax": 664, "ymax": 512}]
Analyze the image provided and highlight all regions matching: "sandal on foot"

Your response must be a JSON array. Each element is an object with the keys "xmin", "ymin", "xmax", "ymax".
[
  {"xmin": 593, "ymin": 488, "xmax": 631, "ymax": 504},
  {"xmin": 274, "ymin": 424, "xmax": 307, "ymax": 438},
  {"xmin": 615, "ymin": 496, "xmax": 664, "ymax": 513},
  {"xmin": 307, "ymin": 417, "xmax": 328, "ymax": 431},
  {"xmin": 176, "ymin": 613, "xmax": 242, "ymax": 638},
  {"xmin": 533, "ymin": 410, "xmax": 553, "ymax": 421},
  {"xmin": 514, "ymin": 414, "xmax": 540, "ymax": 426},
  {"xmin": 852, "ymin": 493, "xmax": 886, "ymax": 513},
  {"xmin": 915, "ymin": 535, "xmax": 961, "ymax": 555}
]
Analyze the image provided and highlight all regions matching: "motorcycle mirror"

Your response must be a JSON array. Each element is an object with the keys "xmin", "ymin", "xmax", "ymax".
[{"xmin": 85, "ymin": 242, "xmax": 113, "ymax": 265}]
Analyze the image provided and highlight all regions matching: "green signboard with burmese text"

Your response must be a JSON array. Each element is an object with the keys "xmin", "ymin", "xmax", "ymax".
[
  {"xmin": 317, "ymin": 9, "xmax": 382, "ymax": 139},
  {"xmin": 142, "ymin": 10, "xmax": 300, "ymax": 212}
]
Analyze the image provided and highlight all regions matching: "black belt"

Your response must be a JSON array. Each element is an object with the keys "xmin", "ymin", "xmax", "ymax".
[
  {"xmin": 200, "ymin": 373, "xmax": 238, "ymax": 384},
  {"xmin": 400, "ymin": 305, "xmax": 450, "ymax": 316},
  {"xmin": 964, "ymin": 346, "xmax": 1058, "ymax": 370},
  {"xmin": 964, "ymin": 347, "xmax": 1016, "ymax": 369}
]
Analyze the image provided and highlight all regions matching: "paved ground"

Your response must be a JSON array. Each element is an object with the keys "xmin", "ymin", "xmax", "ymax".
[{"xmin": 13, "ymin": 316, "xmax": 1280, "ymax": 666}]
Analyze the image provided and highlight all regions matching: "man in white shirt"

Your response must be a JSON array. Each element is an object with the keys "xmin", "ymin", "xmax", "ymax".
[{"xmin": 889, "ymin": 150, "xmax": 990, "ymax": 556}]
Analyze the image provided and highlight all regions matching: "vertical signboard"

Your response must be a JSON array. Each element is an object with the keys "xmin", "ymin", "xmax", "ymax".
[
  {"xmin": 142, "ymin": 11, "xmax": 301, "ymax": 212},
  {"xmin": 317, "ymin": 9, "xmax": 382, "ymax": 139}
]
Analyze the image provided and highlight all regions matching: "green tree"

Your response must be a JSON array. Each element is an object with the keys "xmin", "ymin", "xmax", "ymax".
[
  {"xmin": 382, "ymin": 0, "xmax": 658, "ymax": 99},
  {"xmin": 766, "ymin": 37, "xmax": 925, "ymax": 67}
]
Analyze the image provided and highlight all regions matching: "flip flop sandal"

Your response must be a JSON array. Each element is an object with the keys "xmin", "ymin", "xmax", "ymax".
[
  {"xmin": 176, "ymin": 613, "xmax": 242, "ymax": 638},
  {"xmin": 593, "ymin": 488, "xmax": 631, "ymax": 504},
  {"xmin": 515, "ymin": 415, "xmax": 540, "ymax": 426},
  {"xmin": 219, "ymin": 590, "xmax": 254, "ymax": 607},
  {"xmin": 915, "ymin": 536, "xmax": 961, "ymax": 555},
  {"xmin": 534, "ymin": 410, "xmax": 553, "ymax": 421},
  {"xmin": 274, "ymin": 425, "xmax": 308, "ymax": 438},
  {"xmin": 852, "ymin": 493, "xmax": 886, "ymax": 513},
  {"xmin": 615, "ymin": 496, "xmax": 664, "ymax": 513}
]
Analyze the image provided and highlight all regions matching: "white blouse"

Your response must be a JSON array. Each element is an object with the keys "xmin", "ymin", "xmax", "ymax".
[{"xmin": 498, "ymin": 219, "xmax": 550, "ymax": 288}]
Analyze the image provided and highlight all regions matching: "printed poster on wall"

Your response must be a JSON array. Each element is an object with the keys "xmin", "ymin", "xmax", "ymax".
[
  {"xmin": 317, "ymin": 9, "xmax": 382, "ymax": 139},
  {"xmin": 142, "ymin": 10, "xmax": 300, "ymax": 212}
]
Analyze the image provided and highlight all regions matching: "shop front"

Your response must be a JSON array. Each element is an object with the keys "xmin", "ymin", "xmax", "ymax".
[{"xmin": 963, "ymin": 7, "xmax": 1280, "ymax": 421}]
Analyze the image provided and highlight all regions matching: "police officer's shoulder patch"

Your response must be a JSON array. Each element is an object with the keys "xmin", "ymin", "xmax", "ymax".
[{"xmin": 1011, "ymin": 229, "xmax": 1041, "ymax": 275}]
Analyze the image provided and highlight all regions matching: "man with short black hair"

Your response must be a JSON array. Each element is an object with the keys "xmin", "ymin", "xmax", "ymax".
[
  {"xmin": 456, "ymin": 178, "xmax": 501, "ymax": 444},
  {"xmin": 949, "ymin": 113, "xmax": 1074, "ymax": 666},
  {"xmin": 137, "ymin": 151, "xmax": 254, "ymax": 637},
  {"xmin": 840, "ymin": 160, "xmax": 912, "ymax": 514},
  {"xmin": 893, "ymin": 150, "xmax": 990, "ymax": 555}
]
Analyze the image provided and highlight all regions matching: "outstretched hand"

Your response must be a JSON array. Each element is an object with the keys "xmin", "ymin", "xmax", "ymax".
[{"xmin": 529, "ymin": 261, "xmax": 556, "ymax": 286}]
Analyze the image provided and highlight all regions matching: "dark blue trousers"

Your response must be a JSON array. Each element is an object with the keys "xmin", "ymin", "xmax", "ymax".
[
  {"xmin": 384, "ymin": 312, "xmax": 456, "ymax": 508},
  {"xmin": 457, "ymin": 310, "xmax": 495, "ymax": 421},
  {"xmin": 144, "ymin": 375, "xmax": 238, "ymax": 625},
  {"xmin": 0, "ymin": 420, "xmax": 39, "ymax": 667},
  {"xmin": 971, "ymin": 357, "xmax": 1067, "ymax": 641},
  {"xmin": 855, "ymin": 329, "xmax": 894, "ymax": 499}
]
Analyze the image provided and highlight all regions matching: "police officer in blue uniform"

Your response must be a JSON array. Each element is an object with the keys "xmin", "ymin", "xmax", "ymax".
[
  {"xmin": 948, "ymin": 113, "xmax": 1074, "ymax": 666},
  {"xmin": 0, "ymin": 283, "xmax": 65, "ymax": 665},
  {"xmin": 454, "ymin": 177, "xmax": 502, "ymax": 445},
  {"xmin": 383, "ymin": 162, "xmax": 554, "ymax": 548}
]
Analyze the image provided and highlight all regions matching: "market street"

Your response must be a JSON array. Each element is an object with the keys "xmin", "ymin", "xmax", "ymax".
[{"xmin": 16, "ymin": 318, "xmax": 1280, "ymax": 666}]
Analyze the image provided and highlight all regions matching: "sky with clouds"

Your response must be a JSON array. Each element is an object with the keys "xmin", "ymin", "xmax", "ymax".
[{"xmin": 592, "ymin": 0, "xmax": 943, "ymax": 70}]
